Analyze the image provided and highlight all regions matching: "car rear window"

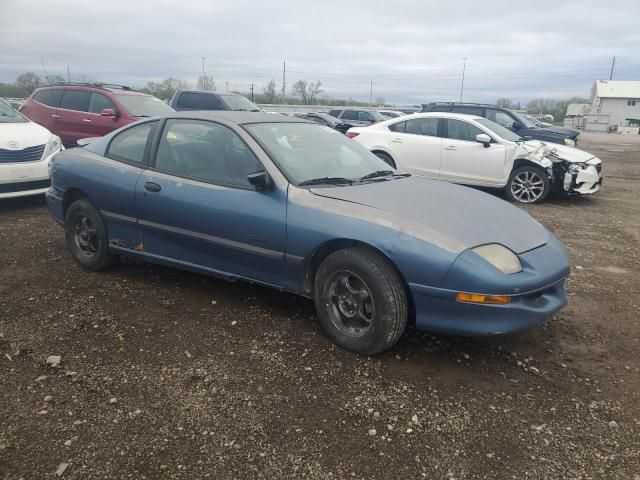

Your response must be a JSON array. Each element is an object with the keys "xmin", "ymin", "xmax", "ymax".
[
  {"xmin": 33, "ymin": 89, "xmax": 64, "ymax": 108},
  {"xmin": 59, "ymin": 90, "xmax": 91, "ymax": 112}
]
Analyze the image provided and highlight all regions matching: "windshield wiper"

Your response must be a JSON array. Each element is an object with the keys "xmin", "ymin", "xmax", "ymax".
[
  {"xmin": 359, "ymin": 170, "xmax": 411, "ymax": 181},
  {"xmin": 298, "ymin": 177, "xmax": 354, "ymax": 186}
]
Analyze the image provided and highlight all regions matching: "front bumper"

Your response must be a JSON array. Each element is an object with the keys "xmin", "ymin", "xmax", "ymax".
[
  {"xmin": 0, "ymin": 156, "xmax": 51, "ymax": 199},
  {"xmin": 409, "ymin": 239, "xmax": 570, "ymax": 336},
  {"xmin": 561, "ymin": 164, "xmax": 602, "ymax": 195},
  {"xmin": 410, "ymin": 279, "xmax": 567, "ymax": 335}
]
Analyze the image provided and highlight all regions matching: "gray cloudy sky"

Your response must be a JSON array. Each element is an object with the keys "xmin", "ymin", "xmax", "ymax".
[{"xmin": 2, "ymin": 0, "xmax": 639, "ymax": 105}]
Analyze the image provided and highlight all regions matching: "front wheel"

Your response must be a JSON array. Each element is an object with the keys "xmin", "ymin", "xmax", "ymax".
[
  {"xmin": 506, "ymin": 165, "xmax": 550, "ymax": 204},
  {"xmin": 64, "ymin": 199, "xmax": 116, "ymax": 271},
  {"xmin": 314, "ymin": 248, "xmax": 407, "ymax": 355}
]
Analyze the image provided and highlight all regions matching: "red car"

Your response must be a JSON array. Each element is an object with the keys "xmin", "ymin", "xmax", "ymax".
[{"xmin": 21, "ymin": 83, "xmax": 174, "ymax": 146}]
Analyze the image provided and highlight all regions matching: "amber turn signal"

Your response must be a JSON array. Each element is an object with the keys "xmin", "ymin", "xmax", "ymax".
[{"xmin": 455, "ymin": 292, "xmax": 511, "ymax": 305}]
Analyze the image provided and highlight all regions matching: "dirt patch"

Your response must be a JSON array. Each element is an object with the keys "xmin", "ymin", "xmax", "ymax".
[{"xmin": 1, "ymin": 135, "xmax": 639, "ymax": 479}]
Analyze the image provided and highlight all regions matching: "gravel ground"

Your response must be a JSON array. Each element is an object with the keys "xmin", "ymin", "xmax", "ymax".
[{"xmin": 1, "ymin": 133, "xmax": 639, "ymax": 479}]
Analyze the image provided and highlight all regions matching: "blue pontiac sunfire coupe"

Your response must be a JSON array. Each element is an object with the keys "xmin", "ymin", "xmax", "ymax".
[{"xmin": 46, "ymin": 111, "xmax": 570, "ymax": 355}]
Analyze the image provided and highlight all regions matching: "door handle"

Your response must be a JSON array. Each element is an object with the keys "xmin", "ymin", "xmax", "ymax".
[
  {"xmin": 144, "ymin": 182, "xmax": 161, "ymax": 192},
  {"xmin": 51, "ymin": 114, "xmax": 60, "ymax": 118},
  {"xmin": 391, "ymin": 138, "xmax": 403, "ymax": 143},
  {"xmin": 445, "ymin": 146, "xmax": 457, "ymax": 151},
  {"xmin": 82, "ymin": 118, "xmax": 92, "ymax": 123}
]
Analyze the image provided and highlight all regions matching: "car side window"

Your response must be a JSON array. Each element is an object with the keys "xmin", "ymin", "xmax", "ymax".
[
  {"xmin": 328, "ymin": 110, "xmax": 341, "ymax": 118},
  {"xmin": 446, "ymin": 119, "xmax": 484, "ymax": 142},
  {"xmin": 404, "ymin": 118, "xmax": 439, "ymax": 137},
  {"xmin": 388, "ymin": 121, "xmax": 406, "ymax": 133},
  {"xmin": 358, "ymin": 111, "xmax": 374, "ymax": 122},
  {"xmin": 456, "ymin": 106, "xmax": 484, "ymax": 116},
  {"xmin": 59, "ymin": 90, "xmax": 91, "ymax": 112},
  {"xmin": 154, "ymin": 119, "xmax": 260, "ymax": 188},
  {"xmin": 202, "ymin": 94, "xmax": 224, "ymax": 110},
  {"xmin": 489, "ymin": 110, "xmax": 516, "ymax": 129},
  {"xmin": 33, "ymin": 89, "xmax": 64, "ymax": 108},
  {"xmin": 342, "ymin": 110, "xmax": 358, "ymax": 120},
  {"xmin": 88, "ymin": 93, "xmax": 116, "ymax": 114},
  {"xmin": 107, "ymin": 121, "xmax": 157, "ymax": 165},
  {"xmin": 176, "ymin": 92, "xmax": 203, "ymax": 110}
]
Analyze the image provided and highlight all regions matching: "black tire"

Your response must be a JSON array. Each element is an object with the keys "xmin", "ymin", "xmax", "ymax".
[
  {"xmin": 373, "ymin": 151, "xmax": 396, "ymax": 168},
  {"xmin": 313, "ymin": 247, "xmax": 407, "ymax": 355},
  {"xmin": 64, "ymin": 199, "xmax": 115, "ymax": 271},
  {"xmin": 506, "ymin": 165, "xmax": 550, "ymax": 204}
]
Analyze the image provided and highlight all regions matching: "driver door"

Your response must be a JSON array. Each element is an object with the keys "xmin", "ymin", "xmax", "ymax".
[
  {"xmin": 439, "ymin": 119, "xmax": 506, "ymax": 186},
  {"xmin": 385, "ymin": 117, "xmax": 442, "ymax": 178}
]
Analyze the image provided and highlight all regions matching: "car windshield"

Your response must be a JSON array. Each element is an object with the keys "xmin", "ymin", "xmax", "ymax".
[
  {"xmin": 509, "ymin": 110, "xmax": 537, "ymax": 129},
  {"xmin": 114, "ymin": 94, "xmax": 175, "ymax": 117},
  {"xmin": 369, "ymin": 111, "xmax": 387, "ymax": 122},
  {"xmin": 0, "ymin": 98, "xmax": 28, "ymax": 123},
  {"xmin": 247, "ymin": 122, "xmax": 402, "ymax": 185},
  {"xmin": 476, "ymin": 118, "xmax": 523, "ymax": 142},
  {"xmin": 220, "ymin": 94, "xmax": 260, "ymax": 111}
]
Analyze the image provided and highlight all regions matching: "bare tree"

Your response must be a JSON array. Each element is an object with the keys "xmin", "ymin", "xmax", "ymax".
[
  {"xmin": 144, "ymin": 78, "xmax": 190, "ymax": 100},
  {"xmin": 16, "ymin": 72, "xmax": 41, "ymax": 93},
  {"xmin": 307, "ymin": 81, "xmax": 323, "ymax": 104},
  {"xmin": 46, "ymin": 75, "xmax": 66, "ymax": 84},
  {"xmin": 263, "ymin": 79, "xmax": 278, "ymax": 103},
  {"xmin": 197, "ymin": 75, "xmax": 216, "ymax": 91},
  {"xmin": 291, "ymin": 80, "xmax": 309, "ymax": 104},
  {"xmin": 496, "ymin": 98, "xmax": 514, "ymax": 109}
]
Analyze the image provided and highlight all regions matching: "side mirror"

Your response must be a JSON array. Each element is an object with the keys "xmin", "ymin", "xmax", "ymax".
[
  {"xmin": 475, "ymin": 133, "xmax": 492, "ymax": 147},
  {"xmin": 512, "ymin": 121, "xmax": 523, "ymax": 131},
  {"xmin": 100, "ymin": 108, "xmax": 118, "ymax": 118},
  {"xmin": 247, "ymin": 170, "xmax": 269, "ymax": 191}
]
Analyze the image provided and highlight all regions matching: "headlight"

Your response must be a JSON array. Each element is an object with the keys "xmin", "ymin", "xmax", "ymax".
[
  {"xmin": 42, "ymin": 135, "xmax": 63, "ymax": 159},
  {"xmin": 564, "ymin": 138, "xmax": 576, "ymax": 147},
  {"xmin": 472, "ymin": 244, "xmax": 522, "ymax": 274}
]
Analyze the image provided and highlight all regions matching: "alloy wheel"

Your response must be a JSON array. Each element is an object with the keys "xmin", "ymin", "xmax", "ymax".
[
  {"xmin": 73, "ymin": 215, "xmax": 98, "ymax": 257},
  {"xmin": 511, "ymin": 170, "xmax": 545, "ymax": 203},
  {"xmin": 326, "ymin": 270, "xmax": 375, "ymax": 338}
]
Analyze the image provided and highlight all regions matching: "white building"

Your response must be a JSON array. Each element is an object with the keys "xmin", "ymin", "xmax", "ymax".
[
  {"xmin": 563, "ymin": 103, "xmax": 590, "ymax": 129},
  {"xmin": 585, "ymin": 80, "xmax": 640, "ymax": 133}
]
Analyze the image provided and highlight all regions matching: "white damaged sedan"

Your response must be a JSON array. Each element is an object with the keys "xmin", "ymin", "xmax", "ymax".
[
  {"xmin": 0, "ymin": 98, "xmax": 63, "ymax": 199},
  {"xmin": 348, "ymin": 112, "xmax": 602, "ymax": 204}
]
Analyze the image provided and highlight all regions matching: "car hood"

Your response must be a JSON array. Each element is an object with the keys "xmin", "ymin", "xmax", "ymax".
[
  {"xmin": 0, "ymin": 121, "xmax": 52, "ymax": 149},
  {"xmin": 518, "ymin": 141, "xmax": 596, "ymax": 163},
  {"xmin": 524, "ymin": 125, "xmax": 578, "ymax": 138},
  {"xmin": 310, "ymin": 177, "xmax": 549, "ymax": 254}
]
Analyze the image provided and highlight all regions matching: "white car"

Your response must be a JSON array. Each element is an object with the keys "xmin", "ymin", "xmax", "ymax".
[
  {"xmin": 347, "ymin": 112, "xmax": 602, "ymax": 203},
  {"xmin": 0, "ymin": 98, "xmax": 63, "ymax": 199}
]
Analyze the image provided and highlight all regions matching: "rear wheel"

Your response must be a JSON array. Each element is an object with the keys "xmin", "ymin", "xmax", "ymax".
[
  {"xmin": 314, "ymin": 248, "xmax": 407, "ymax": 355},
  {"xmin": 506, "ymin": 165, "xmax": 550, "ymax": 204},
  {"xmin": 373, "ymin": 151, "xmax": 396, "ymax": 168},
  {"xmin": 64, "ymin": 199, "xmax": 115, "ymax": 271}
]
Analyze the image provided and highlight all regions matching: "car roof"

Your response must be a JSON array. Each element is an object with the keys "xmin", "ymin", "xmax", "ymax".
[
  {"xmin": 168, "ymin": 110, "xmax": 309, "ymax": 125},
  {"xmin": 35, "ymin": 83, "xmax": 148, "ymax": 96},
  {"xmin": 395, "ymin": 112, "xmax": 484, "ymax": 121}
]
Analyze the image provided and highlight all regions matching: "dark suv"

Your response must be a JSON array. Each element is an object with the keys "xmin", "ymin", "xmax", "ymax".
[
  {"xmin": 328, "ymin": 109, "xmax": 387, "ymax": 126},
  {"xmin": 421, "ymin": 102, "xmax": 580, "ymax": 146},
  {"xmin": 21, "ymin": 83, "xmax": 174, "ymax": 146},
  {"xmin": 170, "ymin": 90, "xmax": 261, "ymax": 112}
]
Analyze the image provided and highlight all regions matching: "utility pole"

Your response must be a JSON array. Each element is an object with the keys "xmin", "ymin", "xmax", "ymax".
[
  {"xmin": 282, "ymin": 61, "xmax": 286, "ymax": 99},
  {"xmin": 225, "ymin": 81, "xmax": 229, "ymax": 93},
  {"xmin": 370, "ymin": 80, "xmax": 373, "ymax": 107},
  {"xmin": 67, "ymin": 65, "xmax": 70, "ymax": 83},
  {"xmin": 201, "ymin": 57, "xmax": 206, "ymax": 76},
  {"xmin": 250, "ymin": 83, "xmax": 254, "ymax": 101},
  {"xmin": 459, "ymin": 57, "xmax": 468, "ymax": 102},
  {"xmin": 609, "ymin": 56, "xmax": 616, "ymax": 80}
]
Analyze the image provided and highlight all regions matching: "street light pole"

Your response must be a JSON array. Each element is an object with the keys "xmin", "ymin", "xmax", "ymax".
[
  {"xmin": 370, "ymin": 80, "xmax": 373, "ymax": 107},
  {"xmin": 460, "ymin": 57, "xmax": 468, "ymax": 102}
]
